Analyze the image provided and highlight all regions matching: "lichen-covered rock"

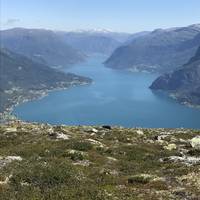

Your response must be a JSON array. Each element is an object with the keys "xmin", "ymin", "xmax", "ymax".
[
  {"xmin": 164, "ymin": 143, "xmax": 177, "ymax": 151},
  {"xmin": 0, "ymin": 156, "xmax": 22, "ymax": 169},
  {"xmin": 0, "ymin": 175, "xmax": 12, "ymax": 185},
  {"xmin": 136, "ymin": 130, "xmax": 144, "ymax": 135},
  {"xmin": 190, "ymin": 136, "xmax": 200, "ymax": 149},
  {"xmin": 56, "ymin": 133, "xmax": 69, "ymax": 140},
  {"xmin": 167, "ymin": 155, "xmax": 200, "ymax": 165},
  {"xmin": 5, "ymin": 127, "xmax": 17, "ymax": 132}
]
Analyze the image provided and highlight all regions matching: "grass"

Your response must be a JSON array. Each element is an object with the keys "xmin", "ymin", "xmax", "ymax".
[{"xmin": 0, "ymin": 123, "xmax": 200, "ymax": 199}]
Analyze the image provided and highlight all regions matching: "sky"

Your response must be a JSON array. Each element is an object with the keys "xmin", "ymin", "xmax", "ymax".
[{"xmin": 1, "ymin": 0, "xmax": 200, "ymax": 33}]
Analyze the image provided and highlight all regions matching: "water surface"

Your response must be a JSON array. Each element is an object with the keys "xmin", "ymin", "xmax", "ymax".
[{"xmin": 13, "ymin": 55, "xmax": 200, "ymax": 128}]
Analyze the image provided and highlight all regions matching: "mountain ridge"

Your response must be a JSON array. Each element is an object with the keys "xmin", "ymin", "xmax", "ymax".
[
  {"xmin": 150, "ymin": 46, "xmax": 200, "ymax": 106},
  {"xmin": 105, "ymin": 24, "xmax": 200, "ymax": 73},
  {"xmin": 0, "ymin": 28, "xmax": 86, "ymax": 68},
  {"xmin": 0, "ymin": 48, "xmax": 92, "ymax": 117}
]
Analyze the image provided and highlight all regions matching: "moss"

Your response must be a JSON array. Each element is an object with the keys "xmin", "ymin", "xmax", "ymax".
[
  {"xmin": 128, "ymin": 175, "xmax": 152, "ymax": 184},
  {"xmin": 69, "ymin": 141, "xmax": 93, "ymax": 151},
  {"xmin": 67, "ymin": 151, "xmax": 84, "ymax": 161},
  {"xmin": 148, "ymin": 180, "xmax": 168, "ymax": 190},
  {"xmin": 0, "ymin": 123, "xmax": 200, "ymax": 199}
]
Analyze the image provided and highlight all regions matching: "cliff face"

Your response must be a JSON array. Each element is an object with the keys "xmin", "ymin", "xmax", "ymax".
[
  {"xmin": 105, "ymin": 25, "xmax": 200, "ymax": 73},
  {"xmin": 0, "ymin": 121, "xmax": 200, "ymax": 199},
  {"xmin": 150, "ymin": 46, "xmax": 200, "ymax": 106}
]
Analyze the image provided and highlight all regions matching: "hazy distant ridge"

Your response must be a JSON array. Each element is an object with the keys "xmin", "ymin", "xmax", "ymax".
[
  {"xmin": 0, "ymin": 28, "xmax": 86, "ymax": 68},
  {"xmin": 105, "ymin": 24, "xmax": 200, "ymax": 73}
]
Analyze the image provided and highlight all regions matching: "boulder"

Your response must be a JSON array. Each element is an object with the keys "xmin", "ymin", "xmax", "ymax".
[
  {"xmin": 190, "ymin": 136, "xmax": 200, "ymax": 149},
  {"xmin": 102, "ymin": 125, "xmax": 112, "ymax": 130},
  {"xmin": 168, "ymin": 155, "xmax": 200, "ymax": 166},
  {"xmin": 56, "ymin": 133, "xmax": 69, "ymax": 140},
  {"xmin": 136, "ymin": 130, "xmax": 144, "ymax": 135},
  {"xmin": 164, "ymin": 143, "xmax": 177, "ymax": 151}
]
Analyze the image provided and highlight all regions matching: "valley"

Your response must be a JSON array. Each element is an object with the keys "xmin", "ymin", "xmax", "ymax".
[
  {"xmin": 1, "ymin": 24, "xmax": 200, "ymax": 127},
  {"xmin": 12, "ymin": 55, "xmax": 200, "ymax": 128},
  {"xmin": 1, "ymin": 1, "xmax": 200, "ymax": 199}
]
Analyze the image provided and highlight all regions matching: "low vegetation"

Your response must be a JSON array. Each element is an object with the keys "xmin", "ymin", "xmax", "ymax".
[{"xmin": 0, "ymin": 121, "xmax": 200, "ymax": 199}]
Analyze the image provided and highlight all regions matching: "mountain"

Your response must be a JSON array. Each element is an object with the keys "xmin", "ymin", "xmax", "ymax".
[
  {"xmin": 65, "ymin": 29, "xmax": 130, "ymax": 42},
  {"xmin": 105, "ymin": 24, "xmax": 200, "ymax": 73},
  {"xmin": 0, "ymin": 28, "xmax": 86, "ymax": 68},
  {"xmin": 150, "ymin": 45, "xmax": 200, "ymax": 106},
  {"xmin": 56, "ymin": 30, "xmax": 130, "ymax": 56},
  {"xmin": 124, "ymin": 31, "xmax": 150, "ymax": 44},
  {"xmin": 0, "ymin": 48, "xmax": 91, "ymax": 115}
]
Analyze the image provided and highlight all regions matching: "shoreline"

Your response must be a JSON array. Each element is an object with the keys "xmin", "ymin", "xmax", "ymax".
[
  {"xmin": 151, "ymin": 89, "xmax": 200, "ymax": 110},
  {"xmin": 169, "ymin": 93, "xmax": 200, "ymax": 109},
  {"xmin": 0, "ymin": 81, "xmax": 91, "ymax": 123}
]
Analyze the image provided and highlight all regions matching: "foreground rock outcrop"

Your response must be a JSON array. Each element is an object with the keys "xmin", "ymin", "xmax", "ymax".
[{"xmin": 0, "ymin": 121, "xmax": 200, "ymax": 199}]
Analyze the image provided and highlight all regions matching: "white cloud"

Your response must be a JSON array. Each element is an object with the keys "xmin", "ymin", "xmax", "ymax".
[{"xmin": 4, "ymin": 18, "xmax": 20, "ymax": 26}]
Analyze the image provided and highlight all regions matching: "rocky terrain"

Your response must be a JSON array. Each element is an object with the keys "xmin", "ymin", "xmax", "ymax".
[
  {"xmin": 105, "ymin": 24, "xmax": 200, "ymax": 73},
  {"xmin": 0, "ymin": 121, "xmax": 200, "ymax": 199},
  {"xmin": 150, "ymin": 46, "xmax": 200, "ymax": 106}
]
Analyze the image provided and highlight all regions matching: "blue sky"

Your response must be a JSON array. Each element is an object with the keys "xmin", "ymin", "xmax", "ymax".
[{"xmin": 1, "ymin": 0, "xmax": 200, "ymax": 33}]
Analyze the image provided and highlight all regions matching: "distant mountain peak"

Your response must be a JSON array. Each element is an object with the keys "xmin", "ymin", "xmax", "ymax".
[
  {"xmin": 70, "ymin": 28, "xmax": 113, "ymax": 33},
  {"xmin": 189, "ymin": 23, "xmax": 200, "ymax": 29}
]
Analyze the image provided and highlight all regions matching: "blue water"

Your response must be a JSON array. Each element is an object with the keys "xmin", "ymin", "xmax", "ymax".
[{"xmin": 13, "ymin": 55, "xmax": 200, "ymax": 128}]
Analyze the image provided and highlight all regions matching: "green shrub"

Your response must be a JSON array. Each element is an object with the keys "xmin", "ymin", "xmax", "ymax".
[
  {"xmin": 128, "ymin": 175, "xmax": 152, "ymax": 184},
  {"xmin": 70, "ymin": 141, "xmax": 93, "ymax": 151},
  {"xmin": 10, "ymin": 159, "xmax": 79, "ymax": 190},
  {"xmin": 68, "ymin": 152, "xmax": 84, "ymax": 161}
]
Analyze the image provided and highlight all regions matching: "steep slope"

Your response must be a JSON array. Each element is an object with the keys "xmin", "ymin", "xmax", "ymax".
[
  {"xmin": 0, "ymin": 28, "xmax": 86, "ymax": 68},
  {"xmin": 0, "ymin": 48, "xmax": 91, "ymax": 114},
  {"xmin": 150, "ymin": 46, "xmax": 200, "ymax": 106},
  {"xmin": 57, "ymin": 30, "xmax": 130, "ymax": 56},
  {"xmin": 105, "ymin": 24, "xmax": 200, "ymax": 73},
  {"xmin": 124, "ymin": 31, "xmax": 150, "ymax": 44}
]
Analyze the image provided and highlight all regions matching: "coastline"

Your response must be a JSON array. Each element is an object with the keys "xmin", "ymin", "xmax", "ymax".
[
  {"xmin": 0, "ymin": 81, "xmax": 91, "ymax": 123},
  {"xmin": 169, "ymin": 93, "xmax": 200, "ymax": 109}
]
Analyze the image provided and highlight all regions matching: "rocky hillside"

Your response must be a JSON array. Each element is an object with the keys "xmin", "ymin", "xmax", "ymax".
[
  {"xmin": 150, "ymin": 46, "xmax": 200, "ymax": 106},
  {"xmin": 105, "ymin": 24, "xmax": 200, "ymax": 73},
  {"xmin": 0, "ymin": 28, "xmax": 86, "ymax": 68},
  {"xmin": 0, "ymin": 48, "xmax": 92, "ymax": 115},
  {"xmin": 0, "ymin": 121, "xmax": 200, "ymax": 199}
]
